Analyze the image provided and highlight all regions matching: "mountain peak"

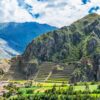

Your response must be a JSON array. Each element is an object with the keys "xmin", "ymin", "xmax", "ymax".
[{"xmin": 84, "ymin": 13, "xmax": 100, "ymax": 19}]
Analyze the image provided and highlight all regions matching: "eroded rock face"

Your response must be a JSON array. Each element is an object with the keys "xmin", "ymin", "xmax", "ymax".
[
  {"xmin": 94, "ymin": 28, "xmax": 100, "ymax": 38},
  {"xmin": 71, "ymin": 32, "xmax": 81, "ymax": 45},
  {"xmin": 83, "ymin": 20, "xmax": 99, "ymax": 34},
  {"xmin": 93, "ymin": 54, "xmax": 100, "ymax": 81},
  {"xmin": 87, "ymin": 38, "xmax": 97, "ymax": 54}
]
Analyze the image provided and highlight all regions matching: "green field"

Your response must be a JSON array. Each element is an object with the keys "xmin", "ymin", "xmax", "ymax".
[{"xmin": 1, "ymin": 81, "xmax": 100, "ymax": 100}]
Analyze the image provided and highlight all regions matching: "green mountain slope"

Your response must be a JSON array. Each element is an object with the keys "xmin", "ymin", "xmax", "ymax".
[{"xmin": 3, "ymin": 14, "xmax": 100, "ymax": 83}]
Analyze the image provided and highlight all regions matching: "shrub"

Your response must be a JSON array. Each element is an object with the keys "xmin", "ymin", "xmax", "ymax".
[
  {"xmin": 26, "ymin": 90, "xmax": 33, "ymax": 94},
  {"xmin": 98, "ymin": 84, "xmax": 100, "ymax": 90},
  {"xmin": 91, "ymin": 82, "xmax": 96, "ymax": 85},
  {"xmin": 74, "ymin": 82, "xmax": 78, "ymax": 86},
  {"xmin": 3, "ymin": 92, "xmax": 12, "ymax": 98}
]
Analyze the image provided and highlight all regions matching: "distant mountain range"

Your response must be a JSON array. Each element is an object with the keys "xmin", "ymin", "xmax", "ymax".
[{"xmin": 0, "ymin": 22, "xmax": 57, "ymax": 58}]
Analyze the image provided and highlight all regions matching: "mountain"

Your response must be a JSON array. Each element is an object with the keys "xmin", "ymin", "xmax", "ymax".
[
  {"xmin": 0, "ymin": 38, "xmax": 19, "ymax": 58},
  {"xmin": 3, "ymin": 14, "xmax": 100, "ymax": 83},
  {"xmin": 0, "ymin": 22, "xmax": 57, "ymax": 58}
]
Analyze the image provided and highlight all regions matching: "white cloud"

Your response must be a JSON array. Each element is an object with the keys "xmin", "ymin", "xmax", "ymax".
[
  {"xmin": 0, "ymin": 0, "xmax": 100, "ymax": 27},
  {"xmin": 0, "ymin": 0, "xmax": 34, "ymax": 22}
]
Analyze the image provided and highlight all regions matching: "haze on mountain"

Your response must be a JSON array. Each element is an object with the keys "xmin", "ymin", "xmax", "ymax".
[{"xmin": 0, "ymin": 22, "xmax": 57, "ymax": 58}]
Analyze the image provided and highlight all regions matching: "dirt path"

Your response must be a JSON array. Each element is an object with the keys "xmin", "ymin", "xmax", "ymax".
[{"xmin": 44, "ymin": 71, "xmax": 52, "ymax": 82}]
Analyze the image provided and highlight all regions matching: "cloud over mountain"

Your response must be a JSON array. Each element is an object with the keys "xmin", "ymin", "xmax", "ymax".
[{"xmin": 0, "ymin": 0, "xmax": 100, "ymax": 27}]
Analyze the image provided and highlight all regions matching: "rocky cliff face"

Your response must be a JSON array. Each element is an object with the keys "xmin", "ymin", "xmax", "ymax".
[{"xmin": 4, "ymin": 14, "xmax": 100, "ymax": 82}]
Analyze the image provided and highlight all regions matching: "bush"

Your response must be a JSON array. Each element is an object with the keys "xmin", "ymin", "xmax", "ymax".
[
  {"xmin": 91, "ymin": 82, "xmax": 96, "ymax": 85},
  {"xmin": 92, "ymin": 90, "xmax": 100, "ymax": 94},
  {"xmin": 26, "ymin": 90, "xmax": 33, "ymax": 94},
  {"xmin": 74, "ymin": 82, "xmax": 78, "ymax": 86},
  {"xmin": 98, "ymin": 85, "xmax": 100, "ymax": 90},
  {"xmin": 3, "ymin": 92, "xmax": 12, "ymax": 98}
]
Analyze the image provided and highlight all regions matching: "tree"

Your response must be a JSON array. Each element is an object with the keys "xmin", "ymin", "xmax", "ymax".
[{"xmin": 67, "ymin": 85, "xmax": 74, "ymax": 95}]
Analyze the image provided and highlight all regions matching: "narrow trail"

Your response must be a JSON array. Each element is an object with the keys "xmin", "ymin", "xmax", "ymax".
[{"xmin": 44, "ymin": 71, "xmax": 52, "ymax": 82}]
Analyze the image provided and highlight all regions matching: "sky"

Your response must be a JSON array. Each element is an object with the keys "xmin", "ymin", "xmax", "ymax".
[{"xmin": 0, "ymin": 0, "xmax": 100, "ymax": 27}]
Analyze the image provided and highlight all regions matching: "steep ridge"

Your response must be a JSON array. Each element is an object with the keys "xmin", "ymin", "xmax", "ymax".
[{"xmin": 4, "ymin": 14, "xmax": 100, "ymax": 82}]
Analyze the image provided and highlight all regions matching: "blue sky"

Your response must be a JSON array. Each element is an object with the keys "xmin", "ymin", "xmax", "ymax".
[{"xmin": 0, "ymin": 0, "xmax": 100, "ymax": 27}]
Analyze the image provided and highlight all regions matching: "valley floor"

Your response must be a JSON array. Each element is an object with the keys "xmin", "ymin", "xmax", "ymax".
[{"xmin": 0, "ymin": 80, "xmax": 100, "ymax": 100}]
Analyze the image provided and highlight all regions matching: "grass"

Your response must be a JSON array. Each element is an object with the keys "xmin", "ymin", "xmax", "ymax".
[
  {"xmin": 18, "ymin": 87, "xmax": 38, "ymax": 93},
  {"xmin": 17, "ymin": 82, "xmax": 98, "ymax": 95},
  {"xmin": 3, "ymin": 80, "xmax": 100, "ymax": 100},
  {"xmin": 74, "ymin": 85, "xmax": 97, "ymax": 91}
]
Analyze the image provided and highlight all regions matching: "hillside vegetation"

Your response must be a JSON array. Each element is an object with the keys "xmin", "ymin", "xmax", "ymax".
[{"xmin": 3, "ymin": 14, "xmax": 100, "ymax": 83}]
